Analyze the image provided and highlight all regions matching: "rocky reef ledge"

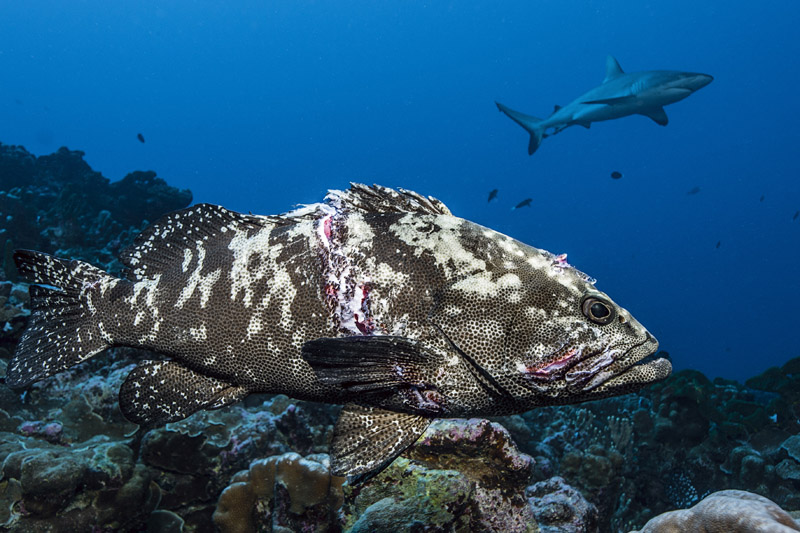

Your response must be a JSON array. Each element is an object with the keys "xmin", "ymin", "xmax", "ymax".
[
  {"xmin": 1, "ymin": 144, "xmax": 799, "ymax": 532},
  {"xmin": 0, "ymin": 142, "xmax": 192, "ymax": 278}
]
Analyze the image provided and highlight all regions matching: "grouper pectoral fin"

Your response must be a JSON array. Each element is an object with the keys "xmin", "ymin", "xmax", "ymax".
[
  {"xmin": 303, "ymin": 335, "xmax": 418, "ymax": 387},
  {"xmin": 330, "ymin": 403, "xmax": 430, "ymax": 482},
  {"xmin": 118, "ymin": 360, "xmax": 248, "ymax": 426},
  {"xmin": 641, "ymin": 106, "xmax": 669, "ymax": 126}
]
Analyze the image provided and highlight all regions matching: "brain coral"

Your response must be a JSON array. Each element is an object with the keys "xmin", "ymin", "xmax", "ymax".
[{"xmin": 630, "ymin": 490, "xmax": 800, "ymax": 533}]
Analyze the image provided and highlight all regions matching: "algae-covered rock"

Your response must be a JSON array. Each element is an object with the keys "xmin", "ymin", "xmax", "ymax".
[
  {"xmin": 527, "ymin": 476, "xmax": 598, "ymax": 533},
  {"xmin": 343, "ymin": 458, "xmax": 475, "ymax": 532},
  {"xmin": 781, "ymin": 435, "xmax": 800, "ymax": 462},
  {"xmin": 775, "ymin": 459, "xmax": 800, "ymax": 481},
  {"xmin": 342, "ymin": 418, "xmax": 539, "ymax": 533},
  {"xmin": 0, "ymin": 436, "xmax": 157, "ymax": 531},
  {"xmin": 0, "ymin": 479, "xmax": 23, "ymax": 528},
  {"xmin": 20, "ymin": 451, "xmax": 87, "ymax": 515},
  {"xmin": 147, "ymin": 509, "xmax": 186, "ymax": 532},
  {"xmin": 407, "ymin": 418, "xmax": 534, "ymax": 487}
]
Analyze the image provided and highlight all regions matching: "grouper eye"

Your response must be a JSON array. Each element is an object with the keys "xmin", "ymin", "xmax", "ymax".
[{"xmin": 582, "ymin": 297, "xmax": 615, "ymax": 325}]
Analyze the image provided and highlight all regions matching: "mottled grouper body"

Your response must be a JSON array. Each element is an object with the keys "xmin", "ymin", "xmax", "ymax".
[{"xmin": 6, "ymin": 184, "xmax": 671, "ymax": 478}]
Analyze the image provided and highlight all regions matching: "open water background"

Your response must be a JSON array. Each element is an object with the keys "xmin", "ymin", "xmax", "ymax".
[{"xmin": 1, "ymin": 1, "xmax": 798, "ymax": 381}]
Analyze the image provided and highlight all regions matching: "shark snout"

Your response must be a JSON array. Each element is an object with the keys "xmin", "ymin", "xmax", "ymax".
[{"xmin": 686, "ymin": 73, "xmax": 714, "ymax": 91}]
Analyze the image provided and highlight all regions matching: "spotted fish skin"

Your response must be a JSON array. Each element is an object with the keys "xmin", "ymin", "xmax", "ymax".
[{"xmin": 7, "ymin": 183, "xmax": 670, "ymax": 479}]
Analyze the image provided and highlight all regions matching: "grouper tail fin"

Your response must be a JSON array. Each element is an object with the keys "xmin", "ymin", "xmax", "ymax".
[
  {"xmin": 495, "ymin": 101, "xmax": 546, "ymax": 155},
  {"xmin": 5, "ymin": 250, "xmax": 119, "ymax": 388}
]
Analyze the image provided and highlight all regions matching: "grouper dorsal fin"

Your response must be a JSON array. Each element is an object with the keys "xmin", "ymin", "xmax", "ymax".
[
  {"xmin": 604, "ymin": 55, "xmax": 625, "ymax": 83},
  {"xmin": 120, "ymin": 203, "xmax": 269, "ymax": 281},
  {"xmin": 327, "ymin": 183, "xmax": 452, "ymax": 216},
  {"xmin": 330, "ymin": 403, "xmax": 430, "ymax": 482}
]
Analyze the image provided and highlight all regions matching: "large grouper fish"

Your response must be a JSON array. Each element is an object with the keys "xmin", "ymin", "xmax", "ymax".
[{"xmin": 6, "ymin": 183, "xmax": 671, "ymax": 479}]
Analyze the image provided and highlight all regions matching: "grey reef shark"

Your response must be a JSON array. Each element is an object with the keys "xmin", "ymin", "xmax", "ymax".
[
  {"xmin": 496, "ymin": 55, "xmax": 713, "ymax": 155},
  {"xmin": 6, "ymin": 184, "xmax": 671, "ymax": 481}
]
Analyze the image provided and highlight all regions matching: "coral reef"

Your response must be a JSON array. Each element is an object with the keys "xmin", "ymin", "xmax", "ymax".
[
  {"xmin": 0, "ymin": 383, "xmax": 338, "ymax": 532},
  {"xmin": 630, "ymin": 490, "xmax": 800, "ymax": 532},
  {"xmin": 493, "ymin": 363, "xmax": 800, "ymax": 530},
  {"xmin": 213, "ymin": 452, "xmax": 344, "ymax": 533},
  {"xmin": 0, "ymin": 143, "xmax": 191, "ymax": 276},
  {"xmin": 1, "ymin": 143, "xmax": 800, "ymax": 531}
]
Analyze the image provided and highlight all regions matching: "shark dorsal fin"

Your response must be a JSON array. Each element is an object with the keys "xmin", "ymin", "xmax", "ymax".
[
  {"xmin": 551, "ymin": 104, "xmax": 562, "ymax": 116},
  {"xmin": 604, "ymin": 55, "xmax": 625, "ymax": 83}
]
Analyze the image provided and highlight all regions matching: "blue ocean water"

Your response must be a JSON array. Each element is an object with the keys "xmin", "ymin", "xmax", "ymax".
[{"xmin": 1, "ymin": 1, "xmax": 798, "ymax": 383}]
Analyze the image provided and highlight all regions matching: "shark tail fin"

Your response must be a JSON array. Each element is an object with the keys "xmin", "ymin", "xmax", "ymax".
[{"xmin": 495, "ymin": 102, "xmax": 546, "ymax": 155}]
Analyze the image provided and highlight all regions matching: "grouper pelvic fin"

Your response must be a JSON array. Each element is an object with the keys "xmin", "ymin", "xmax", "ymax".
[
  {"xmin": 330, "ymin": 403, "xmax": 430, "ymax": 482},
  {"xmin": 119, "ymin": 360, "xmax": 248, "ymax": 426},
  {"xmin": 120, "ymin": 203, "xmax": 268, "ymax": 282}
]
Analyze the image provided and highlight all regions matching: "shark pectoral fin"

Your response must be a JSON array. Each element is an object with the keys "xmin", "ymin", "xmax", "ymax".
[
  {"xmin": 582, "ymin": 95, "xmax": 636, "ymax": 106},
  {"xmin": 578, "ymin": 122, "xmax": 591, "ymax": 129},
  {"xmin": 118, "ymin": 360, "xmax": 248, "ymax": 426},
  {"xmin": 330, "ymin": 403, "xmax": 430, "ymax": 482},
  {"xmin": 642, "ymin": 107, "xmax": 669, "ymax": 126}
]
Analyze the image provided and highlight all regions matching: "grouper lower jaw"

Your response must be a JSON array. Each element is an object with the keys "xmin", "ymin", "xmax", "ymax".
[{"xmin": 579, "ymin": 334, "xmax": 670, "ymax": 398}]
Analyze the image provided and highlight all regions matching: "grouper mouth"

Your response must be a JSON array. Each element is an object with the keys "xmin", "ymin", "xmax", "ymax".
[
  {"xmin": 577, "ymin": 333, "xmax": 671, "ymax": 393},
  {"xmin": 521, "ymin": 333, "xmax": 670, "ymax": 395}
]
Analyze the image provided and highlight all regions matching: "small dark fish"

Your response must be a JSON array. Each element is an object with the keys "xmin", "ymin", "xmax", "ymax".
[
  {"xmin": 715, "ymin": 241, "xmax": 721, "ymax": 249},
  {"xmin": 686, "ymin": 186, "xmax": 701, "ymax": 195},
  {"xmin": 512, "ymin": 198, "xmax": 532, "ymax": 210},
  {"xmin": 760, "ymin": 195, "xmax": 765, "ymax": 202},
  {"xmin": 610, "ymin": 171, "xmax": 623, "ymax": 180},
  {"xmin": 488, "ymin": 189, "xmax": 498, "ymax": 203},
  {"xmin": 137, "ymin": 133, "xmax": 146, "ymax": 143},
  {"xmin": 794, "ymin": 211, "xmax": 799, "ymax": 221}
]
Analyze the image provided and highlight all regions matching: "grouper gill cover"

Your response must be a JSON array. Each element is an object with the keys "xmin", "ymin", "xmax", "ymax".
[{"xmin": 7, "ymin": 183, "xmax": 670, "ymax": 478}]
